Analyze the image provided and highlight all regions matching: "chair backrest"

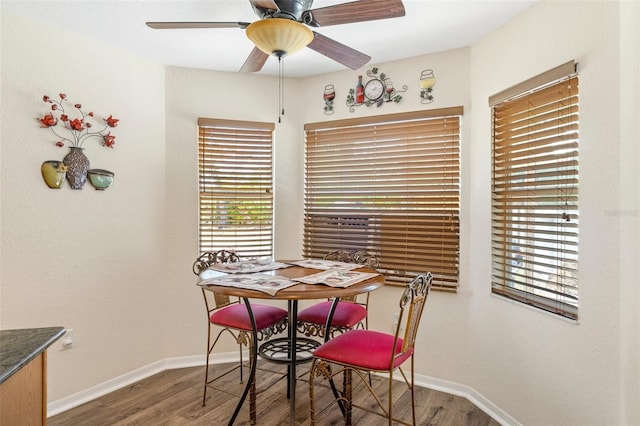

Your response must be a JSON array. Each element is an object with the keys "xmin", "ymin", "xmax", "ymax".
[
  {"xmin": 323, "ymin": 249, "xmax": 380, "ymax": 269},
  {"xmin": 394, "ymin": 272, "xmax": 433, "ymax": 363},
  {"xmin": 193, "ymin": 250, "xmax": 240, "ymax": 275},
  {"xmin": 323, "ymin": 249, "xmax": 379, "ymax": 304},
  {"xmin": 193, "ymin": 250, "xmax": 240, "ymax": 310}
]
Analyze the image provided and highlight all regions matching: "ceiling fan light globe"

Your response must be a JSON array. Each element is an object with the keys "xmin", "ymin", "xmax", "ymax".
[{"xmin": 246, "ymin": 18, "xmax": 313, "ymax": 57}]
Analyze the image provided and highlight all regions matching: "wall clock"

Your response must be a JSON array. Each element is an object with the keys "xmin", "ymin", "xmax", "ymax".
[
  {"xmin": 364, "ymin": 78, "xmax": 384, "ymax": 101},
  {"xmin": 346, "ymin": 67, "xmax": 407, "ymax": 112}
]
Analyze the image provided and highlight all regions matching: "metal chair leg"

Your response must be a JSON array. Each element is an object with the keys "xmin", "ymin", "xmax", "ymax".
[
  {"xmin": 344, "ymin": 368, "xmax": 353, "ymax": 426},
  {"xmin": 388, "ymin": 369, "xmax": 394, "ymax": 426},
  {"xmin": 249, "ymin": 340, "xmax": 257, "ymax": 425},
  {"xmin": 309, "ymin": 359, "xmax": 317, "ymax": 426},
  {"xmin": 411, "ymin": 356, "xmax": 416, "ymax": 426},
  {"xmin": 202, "ymin": 323, "xmax": 212, "ymax": 407}
]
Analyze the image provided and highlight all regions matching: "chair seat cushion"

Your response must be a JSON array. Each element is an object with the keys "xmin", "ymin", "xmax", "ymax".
[
  {"xmin": 210, "ymin": 303, "xmax": 287, "ymax": 331},
  {"xmin": 297, "ymin": 301, "xmax": 367, "ymax": 328},
  {"xmin": 312, "ymin": 329, "xmax": 412, "ymax": 371}
]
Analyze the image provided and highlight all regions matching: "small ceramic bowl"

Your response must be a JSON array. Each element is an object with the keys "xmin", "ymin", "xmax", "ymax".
[{"xmin": 87, "ymin": 169, "xmax": 114, "ymax": 190}]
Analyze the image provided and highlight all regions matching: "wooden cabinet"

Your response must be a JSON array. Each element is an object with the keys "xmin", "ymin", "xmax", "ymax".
[
  {"xmin": 1, "ymin": 352, "xmax": 45, "ymax": 424},
  {"xmin": 0, "ymin": 327, "xmax": 65, "ymax": 426}
]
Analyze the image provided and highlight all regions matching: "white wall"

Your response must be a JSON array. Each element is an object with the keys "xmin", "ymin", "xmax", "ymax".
[
  {"xmin": 1, "ymin": 1, "xmax": 638, "ymax": 425},
  {"xmin": 0, "ymin": 10, "xmax": 167, "ymax": 399},
  {"xmin": 618, "ymin": 2, "xmax": 640, "ymax": 422},
  {"xmin": 466, "ymin": 1, "xmax": 639, "ymax": 425}
]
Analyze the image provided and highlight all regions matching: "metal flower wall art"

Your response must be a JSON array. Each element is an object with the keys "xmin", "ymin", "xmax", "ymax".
[
  {"xmin": 39, "ymin": 93, "xmax": 118, "ymax": 149},
  {"xmin": 38, "ymin": 93, "xmax": 119, "ymax": 190}
]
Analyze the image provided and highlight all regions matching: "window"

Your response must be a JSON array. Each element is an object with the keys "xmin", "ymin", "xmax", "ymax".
[
  {"xmin": 304, "ymin": 108, "xmax": 462, "ymax": 292},
  {"xmin": 490, "ymin": 61, "xmax": 579, "ymax": 319},
  {"xmin": 197, "ymin": 118, "xmax": 274, "ymax": 258}
]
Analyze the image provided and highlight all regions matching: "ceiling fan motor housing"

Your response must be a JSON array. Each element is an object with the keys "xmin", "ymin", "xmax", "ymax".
[{"xmin": 252, "ymin": 0, "xmax": 314, "ymax": 22}]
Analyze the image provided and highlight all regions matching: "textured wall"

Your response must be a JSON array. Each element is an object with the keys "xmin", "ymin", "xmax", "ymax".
[{"xmin": 2, "ymin": 1, "xmax": 637, "ymax": 425}]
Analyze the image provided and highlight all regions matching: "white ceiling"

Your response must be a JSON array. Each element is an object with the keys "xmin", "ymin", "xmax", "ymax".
[{"xmin": 1, "ymin": 0, "xmax": 535, "ymax": 78}]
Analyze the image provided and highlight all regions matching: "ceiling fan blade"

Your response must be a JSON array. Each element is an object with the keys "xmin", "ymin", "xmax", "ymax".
[
  {"xmin": 240, "ymin": 47, "xmax": 270, "ymax": 73},
  {"xmin": 249, "ymin": 0, "xmax": 279, "ymax": 12},
  {"xmin": 309, "ymin": 0, "xmax": 405, "ymax": 27},
  {"xmin": 308, "ymin": 32, "xmax": 370, "ymax": 70},
  {"xmin": 145, "ymin": 22, "xmax": 250, "ymax": 30}
]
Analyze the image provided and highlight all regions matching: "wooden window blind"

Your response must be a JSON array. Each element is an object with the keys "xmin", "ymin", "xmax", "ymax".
[
  {"xmin": 304, "ymin": 108, "xmax": 462, "ymax": 292},
  {"xmin": 491, "ymin": 64, "xmax": 579, "ymax": 320},
  {"xmin": 198, "ymin": 118, "xmax": 274, "ymax": 258}
]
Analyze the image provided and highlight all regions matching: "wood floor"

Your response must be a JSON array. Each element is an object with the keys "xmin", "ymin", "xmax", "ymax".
[{"xmin": 48, "ymin": 362, "xmax": 500, "ymax": 425}]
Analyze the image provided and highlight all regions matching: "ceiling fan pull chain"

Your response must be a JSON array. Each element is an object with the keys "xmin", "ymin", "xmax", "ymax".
[{"xmin": 279, "ymin": 56, "xmax": 285, "ymax": 123}]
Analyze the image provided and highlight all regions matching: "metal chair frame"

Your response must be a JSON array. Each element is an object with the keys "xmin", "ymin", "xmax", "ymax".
[
  {"xmin": 309, "ymin": 272, "xmax": 433, "ymax": 425},
  {"xmin": 194, "ymin": 250, "xmax": 288, "ymax": 424},
  {"xmin": 297, "ymin": 249, "xmax": 379, "ymax": 339}
]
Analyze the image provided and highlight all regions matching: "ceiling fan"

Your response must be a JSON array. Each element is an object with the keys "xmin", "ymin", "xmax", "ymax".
[{"xmin": 146, "ymin": 0, "xmax": 405, "ymax": 73}]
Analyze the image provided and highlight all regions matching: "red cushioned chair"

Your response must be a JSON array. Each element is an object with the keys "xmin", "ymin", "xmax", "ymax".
[
  {"xmin": 193, "ymin": 250, "xmax": 288, "ymax": 425},
  {"xmin": 309, "ymin": 272, "xmax": 433, "ymax": 425},
  {"xmin": 297, "ymin": 250, "xmax": 379, "ymax": 339}
]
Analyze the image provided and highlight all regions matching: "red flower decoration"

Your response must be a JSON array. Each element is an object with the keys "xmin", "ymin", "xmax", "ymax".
[
  {"xmin": 103, "ymin": 133, "xmax": 116, "ymax": 148},
  {"xmin": 105, "ymin": 115, "xmax": 119, "ymax": 128},
  {"xmin": 39, "ymin": 92, "xmax": 119, "ymax": 149},
  {"xmin": 39, "ymin": 113, "xmax": 57, "ymax": 127},
  {"xmin": 69, "ymin": 118, "xmax": 84, "ymax": 131}
]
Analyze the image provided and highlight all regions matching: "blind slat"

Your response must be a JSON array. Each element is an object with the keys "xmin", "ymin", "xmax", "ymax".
[
  {"xmin": 198, "ymin": 118, "xmax": 274, "ymax": 258},
  {"xmin": 491, "ymin": 71, "xmax": 579, "ymax": 320},
  {"xmin": 305, "ymin": 108, "xmax": 461, "ymax": 291}
]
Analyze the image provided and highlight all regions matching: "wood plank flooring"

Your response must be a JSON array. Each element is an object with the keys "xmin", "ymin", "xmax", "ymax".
[{"xmin": 48, "ymin": 362, "xmax": 499, "ymax": 425}]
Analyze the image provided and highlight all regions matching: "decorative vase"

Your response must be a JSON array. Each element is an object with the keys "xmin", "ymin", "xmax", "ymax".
[
  {"xmin": 41, "ymin": 160, "xmax": 68, "ymax": 189},
  {"xmin": 88, "ymin": 169, "xmax": 114, "ymax": 190},
  {"xmin": 63, "ymin": 147, "xmax": 90, "ymax": 190}
]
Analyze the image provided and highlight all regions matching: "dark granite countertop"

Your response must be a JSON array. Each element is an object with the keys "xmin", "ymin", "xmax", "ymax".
[{"xmin": 0, "ymin": 326, "xmax": 65, "ymax": 384}]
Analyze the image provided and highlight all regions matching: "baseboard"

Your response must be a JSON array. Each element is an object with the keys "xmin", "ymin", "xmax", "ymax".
[
  {"xmin": 411, "ymin": 375, "xmax": 522, "ymax": 426},
  {"xmin": 48, "ymin": 354, "xmax": 520, "ymax": 425},
  {"xmin": 47, "ymin": 352, "xmax": 238, "ymax": 417}
]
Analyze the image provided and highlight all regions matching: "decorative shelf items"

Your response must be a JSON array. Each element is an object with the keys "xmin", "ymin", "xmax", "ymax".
[
  {"xmin": 87, "ymin": 169, "xmax": 115, "ymax": 190},
  {"xmin": 323, "ymin": 84, "xmax": 336, "ymax": 115},
  {"xmin": 38, "ymin": 92, "xmax": 118, "ymax": 190},
  {"xmin": 62, "ymin": 146, "xmax": 90, "ymax": 189},
  {"xmin": 40, "ymin": 160, "xmax": 68, "ymax": 189},
  {"xmin": 346, "ymin": 68, "xmax": 407, "ymax": 112},
  {"xmin": 419, "ymin": 69, "xmax": 436, "ymax": 104}
]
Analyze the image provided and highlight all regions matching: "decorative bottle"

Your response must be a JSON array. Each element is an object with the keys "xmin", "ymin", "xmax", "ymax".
[{"xmin": 355, "ymin": 75, "xmax": 364, "ymax": 104}]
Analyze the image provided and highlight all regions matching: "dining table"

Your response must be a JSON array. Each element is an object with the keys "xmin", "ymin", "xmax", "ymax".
[{"xmin": 197, "ymin": 261, "xmax": 385, "ymax": 426}]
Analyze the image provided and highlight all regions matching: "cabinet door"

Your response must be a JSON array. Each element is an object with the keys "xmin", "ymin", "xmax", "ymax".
[{"xmin": 0, "ymin": 353, "xmax": 45, "ymax": 425}]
